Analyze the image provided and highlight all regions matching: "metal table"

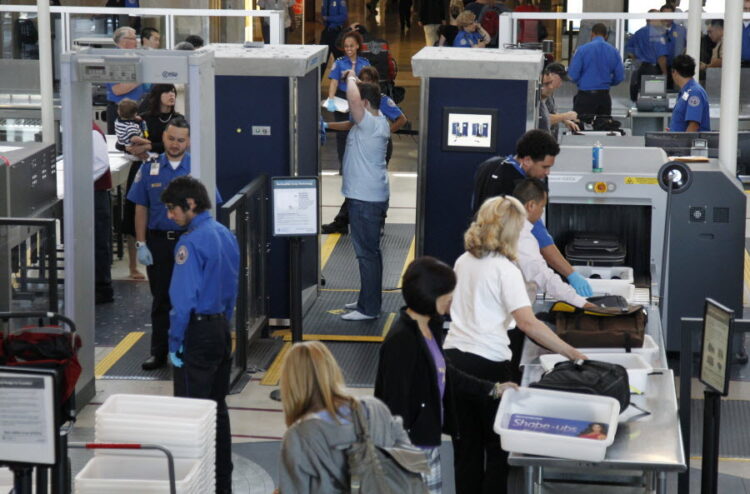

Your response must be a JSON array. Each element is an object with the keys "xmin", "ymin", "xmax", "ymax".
[{"xmin": 509, "ymin": 304, "xmax": 686, "ymax": 494}]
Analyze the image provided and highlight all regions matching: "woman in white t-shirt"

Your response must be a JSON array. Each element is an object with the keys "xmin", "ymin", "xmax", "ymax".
[{"xmin": 443, "ymin": 195, "xmax": 586, "ymax": 494}]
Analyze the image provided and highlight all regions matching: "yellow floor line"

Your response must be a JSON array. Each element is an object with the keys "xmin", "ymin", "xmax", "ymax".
[
  {"xmin": 271, "ymin": 329, "xmax": 291, "ymax": 339},
  {"xmin": 744, "ymin": 249, "xmax": 750, "ymax": 287},
  {"xmin": 382, "ymin": 312, "xmax": 396, "ymax": 338},
  {"xmin": 95, "ymin": 332, "xmax": 144, "ymax": 378},
  {"xmin": 397, "ymin": 237, "xmax": 416, "ymax": 289},
  {"xmin": 260, "ymin": 341, "xmax": 292, "ymax": 386},
  {"xmin": 283, "ymin": 334, "xmax": 384, "ymax": 343},
  {"xmin": 321, "ymin": 233, "xmax": 341, "ymax": 270}
]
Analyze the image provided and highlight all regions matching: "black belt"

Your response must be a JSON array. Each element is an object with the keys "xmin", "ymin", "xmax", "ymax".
[
  {"xmin": 148, "ymin": 229, "xmax": 184, "ymax": 240},
  {"xmin": 191, "ymin": 313, "xmax": 225, "ymax": 322},
  {"xmin": 578, "ymin": 89, "xmax": 610, "ymax": 94}
]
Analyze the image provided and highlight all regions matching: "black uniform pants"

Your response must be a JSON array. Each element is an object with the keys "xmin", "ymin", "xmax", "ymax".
[
  {"xmin": 399, "ymin": 0, "xmax": 412, "ymax": 29},
  {"xmin": 630, "ymin": 62, "xmax": 662, "ymax": 102},
  {"xmin": 173, "ymin": 317, "xmax": 233, "ymax": 494},
  {"xmin": 94, "ymin": 189, "xmax": 113, "ymax": 300},
  {"xmin": 444, "ymin": 348, "xmax": 514, "ymax": 494},
  {"xmin": 573, "ymin": 90, "xmax": 612, "ymax": 119},
  {"xmin": 320, "ymin": 26, "xmax": 343, "ymax": 79},
  {"xmin": 106, "ymin": 101, "xmax": 117, "ymax": 135},
  {"xmin": 145, "ymin": 230, "xmax": 182, "ymax": 359}
]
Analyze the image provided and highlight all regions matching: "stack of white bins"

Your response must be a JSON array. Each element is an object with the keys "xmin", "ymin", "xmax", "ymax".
[{"xmin": 75, "ymin": 394, "xmax": 216, "ymax": 494}]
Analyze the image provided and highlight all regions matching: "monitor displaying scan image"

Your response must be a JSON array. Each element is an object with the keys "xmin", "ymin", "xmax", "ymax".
[{"xmin": 641, "ymin": 75, "xmax": 666, "ymax": 96}]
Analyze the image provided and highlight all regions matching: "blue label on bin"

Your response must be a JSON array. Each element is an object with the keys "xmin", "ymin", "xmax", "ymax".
[{"xmin": 508, "ymin": 414, "xmax": 608, "ymax": 440}]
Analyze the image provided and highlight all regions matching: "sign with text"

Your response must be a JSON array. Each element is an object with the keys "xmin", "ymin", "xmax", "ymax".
[
  {"xmin": 272, "ymin": 177, "xmax": 318, "ymax": 236},
  {"xmin": 700, "ymin": 299, "xmax": 734, "ymax": 396}
]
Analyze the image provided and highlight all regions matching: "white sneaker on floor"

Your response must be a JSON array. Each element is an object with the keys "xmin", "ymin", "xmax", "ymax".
[
  {"xmin": 344, "ymin": 301, "xmax": 358, "ymax": 309},
  {"xmin": 341, "ymin": 310, "xmax": 377, "ymax": 321}
]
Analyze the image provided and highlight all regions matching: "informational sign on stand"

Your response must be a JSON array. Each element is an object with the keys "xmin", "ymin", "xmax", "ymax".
[
  {"xmin": 0, "ymin": 367, "xmax": 58, "ymax": 465},
  {"xmin": 700, "ymin": 299, "xmax": 734, "ymax": 396},
  {"xmin": 272, "ymin": 177, "xmax": 318, "ymax": 237}
]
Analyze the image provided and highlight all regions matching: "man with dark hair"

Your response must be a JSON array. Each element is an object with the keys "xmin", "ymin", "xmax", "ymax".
[
  {"xmin": 339, "ymin": 74, "xmax": 391, "ymax": 321},
  {"xmin": 472, "ymin": 129, "xmax": 592, "ymax": 297},
  {"xmin": 161, "ymin": 176, "xmax": 239, "ymax": 494},
  {"xmin": 127, "ymin": 117, "xmax": 194, "ymax": 370},
  {"xmin": 539, "ymin": 63, "xmax": 579, "ymax": 140},
  {"xmin": 670, "ymin": 54, "xmax": 710, "ymax": 132},
  {"xmin": 626, "ymin": 10, "xmax": 669, "ymax": 101},
  {"xmin": 568, "ymin": 22, "xmax": 624, "ymax": 118},
  {"xmin": 184, "ymin": 34, "xmax": 204, "ymax": 49},
  {"xmin": 141, "ymin": 26, "xmax": 160, "ymax": 49}
]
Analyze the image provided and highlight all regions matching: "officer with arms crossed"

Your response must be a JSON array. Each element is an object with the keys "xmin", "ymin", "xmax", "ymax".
[
  {"xmin": 128, "ymin": 117, "xmax": 192, "ymax": 370},
  {"xmin": 669, "ymin": 54, "xmax": 710, "ymax": 132},
  {"xmin": 162, "ymin": 176, "xmax": 239, "ymax": 494}
]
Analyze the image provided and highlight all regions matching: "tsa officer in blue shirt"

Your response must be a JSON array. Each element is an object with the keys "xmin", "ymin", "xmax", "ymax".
[
  {"xmin": 660, "ymin": 4, "xmax": 686, "ymax": 65},
  {"xmin": 452, "ymin": 11, "xmax": 491, "ymax": 48},
  {"xmin": 568, "ymin": 23, "xmax": 625, "ymax": 118},
  {"xmin": 127, "ymin": 117, "xmax": 192, "ymax": 371},
  {"xmin": 669, "ymin": 55, "xmax": 710, "ymax": 132},
  {"xmin": 319, "ymin": 0, "xmax": 349, "ymax": 78},
  {"xmin": 161, "ymin": 176, "xmax": 239, "ymax": 494},
  {"xmin": 105, "ymin": 26, "xmax": 146, "ymax": 134},
  {"xmin": 625, "ymin": 10, "xmax": 670, "ymax": 101}
]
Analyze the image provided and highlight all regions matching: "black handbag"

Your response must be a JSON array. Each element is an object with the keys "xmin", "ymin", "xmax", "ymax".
[{"xmin": 530, "ymin": 360, "xmax": 632, "ymax": 413}]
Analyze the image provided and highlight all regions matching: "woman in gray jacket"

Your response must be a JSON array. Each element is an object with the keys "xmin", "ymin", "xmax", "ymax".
[{"xmin": 277, "ymin": 341, "xmax": 415, "ymax": 493}]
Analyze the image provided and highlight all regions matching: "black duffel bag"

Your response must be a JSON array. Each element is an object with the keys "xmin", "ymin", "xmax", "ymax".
[{"xmin": 530, "ymin": 359, "xmax": 631, "ymax": 413}]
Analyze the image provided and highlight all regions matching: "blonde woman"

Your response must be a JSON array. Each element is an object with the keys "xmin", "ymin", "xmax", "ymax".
[
  {"xmin": 452, "ymin": 11, "xmax": 490, "ymax": 48},
  {"xmin": 443, "ymin": 196, "xmax": 586, "ymax": 494},
  {"xmin": 277, "ymin": 341, "xmax": 415, "ymax": 494}
]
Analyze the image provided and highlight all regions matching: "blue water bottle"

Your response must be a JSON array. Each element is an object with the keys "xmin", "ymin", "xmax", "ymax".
[{"xmin": 592, "ymin": 141, "xmax": 603, "ymax": 173}]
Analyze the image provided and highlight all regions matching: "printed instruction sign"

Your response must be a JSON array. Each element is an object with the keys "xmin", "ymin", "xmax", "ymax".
[
  {"xmin": 272, "ymin": 177, "xmax": 318, "ymax": 236},
  {"xmin": 700, "ymin": 300, "xmax": 733, "ymax": 395},
  {"xmin": 0, "ymin": 369, "xmax": 57, "ymax": 465},
  {"xmin": 442, "ymin": 107, "xmax": 497, "ymax": 153}
]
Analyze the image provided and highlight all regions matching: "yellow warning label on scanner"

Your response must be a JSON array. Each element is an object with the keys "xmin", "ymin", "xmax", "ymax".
[{"xmin": 624, "ymin": 176, "xmax": 658, "ymax": 185}]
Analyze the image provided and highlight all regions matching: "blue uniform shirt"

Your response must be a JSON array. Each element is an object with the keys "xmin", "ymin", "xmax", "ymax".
[
  {"xmin": 504, "ymin": 155, "xmax": 555, "ymax": 249},
  {"xmin": 568, "ymin": 36, "xmax": 625, "ymax": 91},
  {"xmin": 625, "ymin": 24, "xmax": 669, "ymax": 65},
  {"xmin": 168, "ymin": 211, "xmax": 240, "ymax": 353},
  {"xmin": 329, "ymin": 56, "xmax": 370, "ymax": 93},
  {"xmin": 105, "ymin": 82, "xmax": 146, "ymax": 104},
  {"xmin": 670, "ymin": 78, "xmax": 710, "ymax": 132},
  {"xmin": 664, "ymin": 23, "xmax": 686, "ymax": 63},
  {"xmin": 321, "ymin": 0, "xmax": 347, "ymax": 28},
  {"xmin": 379, "ymin": 94, "xmax": 404, "ymax": 122},
  {"xmin": 743, "ymin": 23, "xmax": 750, "ymax": 61},
  {"xmin": 453, "ymin": 30, "xmax": 484, "ymax": 48}
]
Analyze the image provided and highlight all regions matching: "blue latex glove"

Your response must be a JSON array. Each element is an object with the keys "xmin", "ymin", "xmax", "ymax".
[
  {"xmin": 567, "ymin": 271, "xmax": 593, "ymax": 297},
  {"xmin": 169, "ymin": 346, "xmax": 184, "ymax": 368},
  {"xmin": 325, "ymin": 98, "xmax": 337, "ymax": 112},
  {"xmin": 319, "ymin": 119, "xmax": 328, "ymax": 145},
  {"xmin": 137, "ymin": 244, "xmax": 153, "ymax": 266}
]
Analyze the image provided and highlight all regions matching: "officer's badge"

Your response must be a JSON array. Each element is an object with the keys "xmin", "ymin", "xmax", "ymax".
[
  {"xmin": 688, "ymin": 95, "xmax": 700, "ymax": 107},
  {"xmin": 176, "ymin": 245, "xmax": 189, "ymax": 265}
]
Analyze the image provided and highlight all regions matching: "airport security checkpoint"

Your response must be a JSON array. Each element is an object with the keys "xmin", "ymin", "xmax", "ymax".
[{"xmin": 3, "ymin": 2, "xmax": 750, "ymax": 493}]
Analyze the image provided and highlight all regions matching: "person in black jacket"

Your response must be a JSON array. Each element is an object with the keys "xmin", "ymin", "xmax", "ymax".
[
  {"xmin": 375, "ymin": 256, "xmax": 516, "ymax": 494},
  {"xmin": 417, "ymin": 0, "xmax": 447, "ymax": 46}
]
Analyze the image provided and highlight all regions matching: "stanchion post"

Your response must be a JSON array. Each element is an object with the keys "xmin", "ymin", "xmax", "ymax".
[
  {"xmin": 701, "ymin": 389, "xmax": 721, "ymax": 494},
  {"xmin": 289, "ymin": 237, "xmax": 303, "ymax": 343}
]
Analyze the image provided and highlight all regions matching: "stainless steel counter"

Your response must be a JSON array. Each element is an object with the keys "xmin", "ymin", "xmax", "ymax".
[{"xmin": 509, "ymin": 304, "xmax": 686, "ymax": 494}]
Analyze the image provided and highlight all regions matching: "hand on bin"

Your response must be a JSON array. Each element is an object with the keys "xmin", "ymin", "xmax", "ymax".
[
  {"xmin": 567, "ymin": 271, "xmax": 593, "ymax": 297},
  {"xmin": 326, "ymin": 98, "xmax": 337, "ymax": 113},
  {"xmin": 137, "ymin": 244, "xmax": 153, "ymax": 266},
  {"xmin": 169, "ymin": 346, "xmax": 184, "ymax": 368}
]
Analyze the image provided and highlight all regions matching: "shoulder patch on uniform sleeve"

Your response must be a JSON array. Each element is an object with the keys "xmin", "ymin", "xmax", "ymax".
[
  {"xmin": 175, "ymin": 245, "xmax": 189, "ymax": 265},
  {"xmin": 688, "ymin": 95, "xmax": 700, "ymax": 107},
  {"xmin": 460, "ymin": 38, "xmax": 468, "ymax": 45},
  {"xmin": 387, "ymin": 98, "xmax": 396, "ymax": 107},
  {"xmin": 134, "ymin": 167, "xmax": 142, "ymax": 183}
]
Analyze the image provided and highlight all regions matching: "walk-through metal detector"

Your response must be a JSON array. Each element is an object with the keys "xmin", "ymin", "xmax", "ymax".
[
  {"xmin": 206, "ymin": 44, "xmax": 326, "ymax": 324},
  {"xmin": 61, "ymin": 48, "xmax": 215, "ymax": 404},
  {"xmin": 412, "ymin": 47, "xmax": 542, "ymax": 265}
]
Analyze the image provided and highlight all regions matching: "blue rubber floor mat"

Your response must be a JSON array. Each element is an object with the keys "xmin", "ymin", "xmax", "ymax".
[{"xmin": 94, "ymin": 279, "xmax": 151, "ymax": 346}]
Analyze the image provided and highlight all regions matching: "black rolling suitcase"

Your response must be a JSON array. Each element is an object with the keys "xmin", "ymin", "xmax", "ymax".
[{"xmin": 564, "ymin": 232, "xmax": 626, "ymax": 266}]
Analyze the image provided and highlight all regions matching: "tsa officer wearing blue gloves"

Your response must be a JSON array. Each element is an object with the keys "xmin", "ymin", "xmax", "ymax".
[
  {"xmin": 319, "ymin": 0, "xmax": 348, "ymax": 78},
  {"xmin": 669, "ymin": 54, "xmax": 710, "ymax": 132},
  {"xmin": 128, "ymin": 117, "xmax": 193, "ymax": 371},
  {"xmin": 625, "ymin": 10, "xmax": 669, "ymax": 101},
  {"xmin": 568, "ymin": 23, "xmax": 624, "ymax": 118},
  {"xmin": 161, "ymin": 176, "xmax": 239, "ymax": 494}
]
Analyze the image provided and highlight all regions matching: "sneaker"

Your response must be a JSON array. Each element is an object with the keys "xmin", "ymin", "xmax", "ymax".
[
  {"xmin": 344, "ymin": 301, "xmax": 358, "ymax": 309},
  {"xmin": 322, "ymin": 222, "xmax": 348, "ymax": 235},
  {"xmin": 341, "ymin": 310, "xmax": 377, "ymax": 321}
]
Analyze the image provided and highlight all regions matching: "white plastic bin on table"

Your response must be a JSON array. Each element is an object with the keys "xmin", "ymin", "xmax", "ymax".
[
  {"xmin": 573, "ymin": 266, "xmax": 634, "ymax": 284},
  {"xmin": 494, "ymin": 387, "xmax": 619, "ymax": 462},
  {"xmin": 75, "ymin": 456, "xmax": 201, "ymax": 494},
  {"xmin": 588, "ymin": 279, "xmax": 635, "ymax": 303},
  {"xmin": 576, "ymin": 334, "xmax": 659, "ymax": 366},
  {"xmin": 539, "ymin": 353, "xmax": 654, "ymax": 395}
]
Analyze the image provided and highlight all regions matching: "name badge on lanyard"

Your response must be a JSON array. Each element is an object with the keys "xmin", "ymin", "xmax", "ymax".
[{"xmin": 150, "ymin": 161, "xmax": 160, "ymax": 176}]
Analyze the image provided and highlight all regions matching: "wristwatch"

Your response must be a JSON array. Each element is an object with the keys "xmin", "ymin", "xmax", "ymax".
[{"xmin": 135, "ymin": 241, "xmax": 146, "ymax": 248}]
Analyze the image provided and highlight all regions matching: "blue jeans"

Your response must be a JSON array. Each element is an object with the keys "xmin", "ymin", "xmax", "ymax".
[{"xmin": 348, "ymin": 198, "xmax": 388, "ymax": 317}]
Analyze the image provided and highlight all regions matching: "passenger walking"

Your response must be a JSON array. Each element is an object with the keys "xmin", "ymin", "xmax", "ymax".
[
  {"xmin": 375, "ymin": 256, "xmax": 517, "ymax": 494},
  {"xmin": 161, "ymin": 176, "xmax": 239, "ymax": 494},
  {"xmin": 444, "ymin": 196, "xmax": 586, "ymax": 494},
  {"xmin": 277, "ymin": 341, "xmax": 415, "ymax": 494}
]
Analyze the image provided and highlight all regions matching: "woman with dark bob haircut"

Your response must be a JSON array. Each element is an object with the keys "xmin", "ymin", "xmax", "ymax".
[{"xmin": 374, "ymin": 256, "xmax": 517, "ymax": 494}]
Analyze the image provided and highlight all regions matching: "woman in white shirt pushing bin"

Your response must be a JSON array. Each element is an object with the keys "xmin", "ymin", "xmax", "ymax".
[{"xmin": 443, "ymin": 195, "xmax": 587, "ymax": 494}]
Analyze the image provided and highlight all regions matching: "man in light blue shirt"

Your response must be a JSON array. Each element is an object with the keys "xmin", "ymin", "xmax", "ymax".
[
  {"xmin": 568, "ymin": 22, "xmax": 625, "ymax": 118},
  {"xmin": 340, "ymin": 72, "xmax": 390, "ymax": 321}
]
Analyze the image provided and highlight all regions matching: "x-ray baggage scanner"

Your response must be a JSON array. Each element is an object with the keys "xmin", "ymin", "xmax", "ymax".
[{"xmin": 61, "ymin": 48, "xmax": 215, "ymax": 404}]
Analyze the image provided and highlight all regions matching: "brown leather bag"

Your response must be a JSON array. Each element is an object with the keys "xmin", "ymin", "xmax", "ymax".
[{"xmin": 551, "ymin": 301, "xmax": 647, "ymax": 350}]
